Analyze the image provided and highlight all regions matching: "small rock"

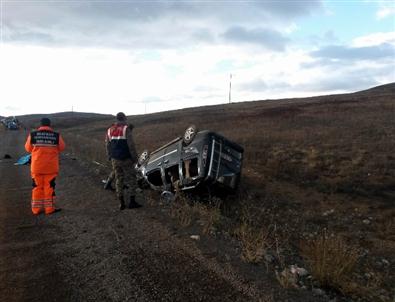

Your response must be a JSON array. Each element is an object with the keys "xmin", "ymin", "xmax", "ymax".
[
  {"xmin": 264, "ymin": 253, "xmax": 275, "ymax": 263},
  {"xmin": 290, "ymin": 265, "xmax": 308, "ymax": 277},
  {"xmin": 312, "ymin": 288, "xmax": 325, "ymax": 296},
  {"xmin": 382, "ymin": 259, "xmax": 390, "ymax": 266},
  {"xmin": 312, "ymin": 280, "xmax": 321, "ymax": 287},
  {"xmin": 296, "ymin": 267, "xmax": 308, "ymax": 277},
  {"xmin": 362, "ymin": 219, "xmax": 370, "ymax": 225},
  {"xmin": 323, "ymin": 209, "xmax": 335, "ymax": 216},
  {"xmin": 190, "ymin": 235, "xmax": 200, "ymax": 241},
  {"xmin": 3, "ymin": 154, "xmax": 11, "ymax": 159}
]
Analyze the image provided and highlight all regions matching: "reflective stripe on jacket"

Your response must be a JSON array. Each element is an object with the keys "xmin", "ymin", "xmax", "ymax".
[
  {"xmin": 25, "ymin": 126, "xmax": 66, "ymax": 174},
  {"xmin": 106, "ymin": 124, "xmax": 132, "ymax": 160}
]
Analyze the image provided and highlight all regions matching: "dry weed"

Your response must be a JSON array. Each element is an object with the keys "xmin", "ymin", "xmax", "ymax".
[
  {"xmin": 144, "ymin": 190, "xmax": 158, "ymax": 206},
  {"xmin": 170, "ymin": 193, "xmax": 193, "ymax": 227},
  {"xmin": 63, "ymin": 133, "xmax": 109, "ymax": 167},
  {"xmin": 194, "ymin": 202, "xmax": 222, "ymax": 235},
  {"xmin": 376, "ymin": 216, "xmax": 395, "ymax": 240},
  {"xmin": 330, "ymin": 270, "xmax": 386, "ymax": 301},
  {"xmin": 235, "ymin": 221, "xmax": 269, "ymax": 264},
  {"xmin": 275, "ymin": 268, "xmax": 298, "ymax": 289},
  {"xmin": 170, "ymin": 193, "xmax": 223, "ymax": 233},
  {"xmin": 300, "ymin": 231, "xmax": 360, "ymax": 294}
]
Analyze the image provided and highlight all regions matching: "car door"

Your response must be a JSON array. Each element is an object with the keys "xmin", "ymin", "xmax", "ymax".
[
  {"xmin": 162, "ymin": 141, "xmax": 182, "ymax": 190},
  {"xmin": 145, "ymin": 148, "xmax": 167, "ymax": 190}
]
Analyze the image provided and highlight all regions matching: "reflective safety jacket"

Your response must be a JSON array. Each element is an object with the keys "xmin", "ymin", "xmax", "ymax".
[
  {"xmin": 106, "ymin": 123, "xmax": 137, "ymax": 161},
  {"xmin": 25, "ymin": 126, "xmax": 66, "ymax": 174}
]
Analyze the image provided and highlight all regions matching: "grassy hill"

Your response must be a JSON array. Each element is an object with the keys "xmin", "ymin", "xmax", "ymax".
[
  {"xmin": 59, "ymin": 83, "xmax": 395, "ymax": 200},
  {"xmin": 17, "ymin": 111, "xmax": 113, "ymax": 129}
]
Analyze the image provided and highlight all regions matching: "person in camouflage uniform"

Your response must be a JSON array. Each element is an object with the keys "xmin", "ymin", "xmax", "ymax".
[{"xmin": 105, "ymin": 112, "xmax": 141, "ymax": 210}]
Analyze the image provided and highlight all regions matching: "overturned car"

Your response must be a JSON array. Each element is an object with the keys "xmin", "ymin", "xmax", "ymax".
[{"xmin": 136, "ymin": 126, "xmax": 244, "ymax": 194}]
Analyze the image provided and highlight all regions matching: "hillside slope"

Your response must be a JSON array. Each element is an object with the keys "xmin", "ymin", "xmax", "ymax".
[{"xmin": 14, "ymin": 83, "xmax": 395, "ymax": 302}]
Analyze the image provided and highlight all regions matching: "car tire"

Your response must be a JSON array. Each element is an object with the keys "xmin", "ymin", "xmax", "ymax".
[
  {"xmin": 183, "ymin": 125, "xmax": 198, "ymax": 146},
  {"xmin": 138, "ymin": 150, "xmax": 150, "ymax": 166}
]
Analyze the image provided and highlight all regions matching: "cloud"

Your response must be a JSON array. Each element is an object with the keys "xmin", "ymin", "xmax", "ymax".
[
  {"xmin": 308, "ymin": 30, "xmax": 339, "ymax": 46},
  {"xmin": 222, "ymin": 26, "xmax": 290, "ymax": 51},
  {"xmin": 142, "ymin": 96, "xmax": 164, "ymax": 103},
  {"xmin": 376, "ymin": 5, "xmax": 395, "ymax": 20},
  {"xmin": 3, "ymin": 1, "xmax": 322, "ymax": 49},
  {"xmin": 352, "ymin": 32, "xmax": 395, "ymax": 47},
  {"xmin": 293, "ymin": 57, "xmax": 394, "ymax": 94},
  {"xmin": 295, "ymin": 73, "xmax": 380, "ymax": 92},
  {"xmin": 254, "ymin": 0, "xmax": 323, "ymax": 19},
  {"xmin": 5, "ymin": 30, "xmax": 55, "ymax": 45},
  {"xmin": 303, "ymin": 32, "xmax": 395, "ymax": 69},
  {"xmin": 193, "ymin": 85, "xmax": 220, "ymax": 93},
  {"xmin": 310, "ymin": 43, "xmax": 395, "ymax": 61},
  {"xmin": 239, "ymin": 79, "xmax": 268, "ymax": 92}
]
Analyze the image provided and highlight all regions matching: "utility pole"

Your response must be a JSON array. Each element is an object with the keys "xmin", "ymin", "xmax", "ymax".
[{"xmin": 229, "ymin": 73, "xmax": 232, "ymax": 104}]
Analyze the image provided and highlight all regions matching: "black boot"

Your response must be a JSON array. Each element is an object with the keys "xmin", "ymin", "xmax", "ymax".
[
  {"xmin": 128, "ymin": 196, "xmax": 142, "ymax": 209},
  {"xmin": 104, "ymin": 177, "xmax": 114, "ymax": 190},
  {"xmin": 119, "ymin": 196, "xmax": 126, "ymax": 210}
]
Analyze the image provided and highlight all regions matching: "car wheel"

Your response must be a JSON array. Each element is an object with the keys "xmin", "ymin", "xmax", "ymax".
[
  {"xmin": 160, "ymin": 191, "xmax": 175, "ymax": 203},
  {"xmin": 138, "ymin": 150, "xmax": 150, "ymax": 166},
  {"xmin": 183, "ymin": 125, "xmax": 198, "ymax": 145}
]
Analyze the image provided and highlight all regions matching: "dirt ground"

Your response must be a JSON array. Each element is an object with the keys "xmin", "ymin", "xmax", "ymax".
[{"xmin": 0, "ymin": 130, "xmax": 329, "ymax": 301}]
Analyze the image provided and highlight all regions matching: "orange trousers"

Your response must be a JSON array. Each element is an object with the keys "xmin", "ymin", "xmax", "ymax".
[{"xmin": 31, "ymin": 173, "xmax": 57, "ymax": 215}]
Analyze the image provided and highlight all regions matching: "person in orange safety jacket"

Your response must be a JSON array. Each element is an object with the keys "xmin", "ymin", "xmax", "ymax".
[{"xmin": 25, "ymin": 118, "xmax": 66, "ymax": 215}]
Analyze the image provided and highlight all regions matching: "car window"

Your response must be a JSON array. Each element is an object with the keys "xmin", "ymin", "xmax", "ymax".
[
  {"xmin": 182, "ymin": 158, "xmax": 199, "ymax": 179},
  {"xmin": 147, "ymin": 169, "xmax": 163, "ymax": 187},
  {"xmin": 165, "ymin": 164, "xmax": 179, "ymax": 185}
]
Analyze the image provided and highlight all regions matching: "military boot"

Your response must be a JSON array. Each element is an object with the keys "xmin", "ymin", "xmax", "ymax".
[
  {"xmin": 128, "ymin": 196, "xmax": 142, "ymax": 209},
  {"xmin": 103, "ymin": 177, "xmax": 114, "ymax": 190},
  {"xmin": 119, "ymin": 196, "xmax": 126, "ymax": 210}
]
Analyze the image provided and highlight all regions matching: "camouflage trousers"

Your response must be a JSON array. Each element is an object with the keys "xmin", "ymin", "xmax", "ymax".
[{"xmin": 111, "ymin": 158, "xmax": 137, "ymax": 200}]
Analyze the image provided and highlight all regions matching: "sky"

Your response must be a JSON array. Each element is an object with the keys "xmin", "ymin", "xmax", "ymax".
[{"xmin": 0, "ymin": 0, "xmax": 394, "ymax": 116}]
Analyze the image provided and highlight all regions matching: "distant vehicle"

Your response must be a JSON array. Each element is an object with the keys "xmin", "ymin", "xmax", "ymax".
[
  {"xmin": 1, "ymin": 116, "xmax": 20, "ymax": 130},
  {"xmin": 136, "ymin": 125, "xmax": 244, "ymax": 195}
]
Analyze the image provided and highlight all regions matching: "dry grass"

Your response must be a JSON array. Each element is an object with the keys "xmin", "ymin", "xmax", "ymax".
[
  {"xmin": 275, "ymin": 268, "xmax": 298, "ymax": 289},
  {"xmin": 170, "ymin": 193, "xmax": 194, "ymax": 227},
  {"xmin": 63, "ymin": 133, "xmax": 109, "ymax": 165},
  {"xmin": 300, "ymin": 231, "xmax": 360, "ymax": 294},
  {"xmin": 376, "ymin": 215, "xmax": 395, "ymax": 240},
  {"xmin": 194, "ymin": 200, "xmax": 222, "ymax": 235},
  {"xmin": 341, "ymin": 273, "xmax": 391, "ymax": 302},
  {"xmin": 169, "ymin": 193, "xmax": 223, "ymax": 233},
  {"xmin": 235, "ymin": 221, "xmax": 269, "ymax": 264},
  {"xmin": 144, "ymin": 190, "xmax": 159, "ymax": 206}
]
